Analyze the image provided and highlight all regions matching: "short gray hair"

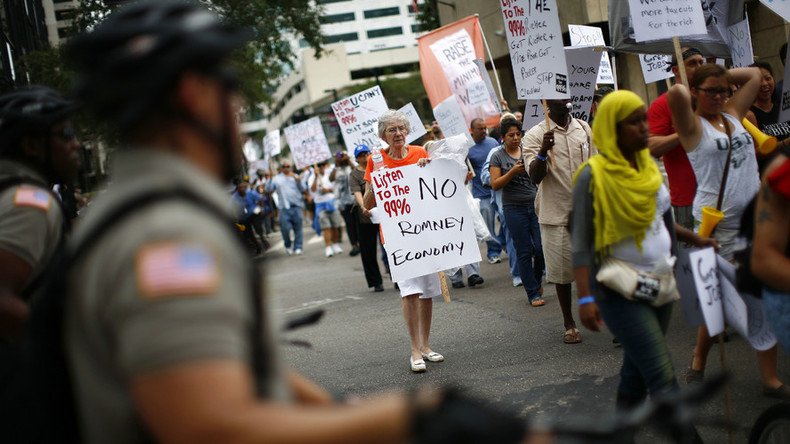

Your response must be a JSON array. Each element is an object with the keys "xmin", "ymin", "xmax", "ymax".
[{"xmin": 378, "ymin": 109, "xmax": 411, "ymax": 139}]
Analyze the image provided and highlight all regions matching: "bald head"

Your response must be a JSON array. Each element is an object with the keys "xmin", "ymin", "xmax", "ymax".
[{"xmin": 470, "ymin": 118, "xmax": 487, "ymax": 143}]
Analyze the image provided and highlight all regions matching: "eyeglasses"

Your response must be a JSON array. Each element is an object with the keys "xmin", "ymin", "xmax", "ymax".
[
  {"xmin": 695, "ymin": 87, "xmax": 732, "ymax": 98},
  {"xmin": 281, "ymin": 165, "xmax": 291, "ymax": 169},
  {"xmin": 52, "ymin": 126, "xmax": 77, "ymax": 142},
  {"xmin": 385, "ymin": 126, "xmax": 408, "ymax": 135}
]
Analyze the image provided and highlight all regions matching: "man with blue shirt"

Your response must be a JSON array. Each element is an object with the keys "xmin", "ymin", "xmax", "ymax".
[
  {"xmin": 267, "ymin": 162, "xmax": 306, "ymax": 255},
  {"xmin": 232, "ymin": 180, "xmax": 265, "ymax": 253},
  {"xmin": 467, "ymin": 118, "xmax": 502, "ymax": 264}
]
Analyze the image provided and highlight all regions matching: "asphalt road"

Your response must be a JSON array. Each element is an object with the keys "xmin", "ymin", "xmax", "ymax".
[{"xmin": 263, "ymin": 229, "xmax": 789, "ymax": 443}]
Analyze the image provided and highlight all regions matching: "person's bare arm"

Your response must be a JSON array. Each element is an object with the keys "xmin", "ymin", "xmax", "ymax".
[
  {"xmin": 724, "ymin": 67, "xmax": 762, "ymax": 121},
  {"xmin": 573, "ymin": 266, "xmax": 602, "ymax": 332},
  {"xmin": 752, "ymin": 158, "xmax": 790, "ymax": 292},
  {"xmin": 287, "ymin": 370, "xmax": 333, "ymax": 405},
  {"xmin": 674, "ymin": 224, "xmax": 720, "ymax": 250},
  {"xmin": 132, "ymin": 361, "xmax": 411, "ymax": 444},
  {"xmin": 362, "ymin": 182, "xmax": 376, "ymax": 210},
  {"xmin": 667, "ymin": 84, "xmax": 702, "ymax": 152},
  {"xmin": 648, "ymin": 133, "xmax": 681, "ymax": 158},
  {"xmin": 0, "ymin": 250, "xmax": 32, "ymax": 339},
  {"xmin": 490, "ymin": 162, "xmax": 525, "ymax": 191}
]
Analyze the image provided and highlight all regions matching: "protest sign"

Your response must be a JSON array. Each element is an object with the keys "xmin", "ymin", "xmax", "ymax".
[
  {"xmin": 627, "ymin": 0, "xmax": 707, "ymax": 43},
  {"xmin": 639, "ymin": 54, "xmax": 674, "ymax": 84},
  {"xmin": 397, "ymin": 103, "xmax": 428, "ymax": 145},
  {"xmin": 567, "ymin": 24, "xmax": 614, "ymax": 84},
  {"xmin": 263, "ymin": 130, "xmax": 281, "ymax": 158},
  {"xmin": 243, "ymin": 138, "xmax": 259, "ymax": 162},
  {"xmin": 371, "ymin": 159, "xmax": 481, "ymax": 281},
  {"xmin": 522, "ymin": 100, "xmax": 544, "ymax": 131},
  {"xmin": 716, "ymin": 257, "xmax": 777, "ymax": 351},
  {"xmin": 331, "ymin": 85, "xmax": 389, "ymax": 155},
  {"xmin": 467, "ymin": 81, "xmax": 489, "ymax": 106},
  {"xmin": 780, "ymin": 41, "xmax": 790, "ymax": 124},
  {"xmin": 726, "ymin": 18, "xmax": 753, "ymax": 68},
  {"xmin": 677, "ymin": 248, "xmax": 705, "ymax": 327},
  {"xmin": 687, "ymin": 247, "xmax": 724, "ymax": 335},
  {"xmin": 473, "ymin": 59, "xmax": 502, "ymax": 115},
  {"xmin": 565, "ymin": 46, "xmax": 600, "ymax": 122},
  {"xmin": 500, "ymin": 0, "xmax": 569, "ymax": 100},
  {"xmin": 760, "ymin": 0, "xmax": 790, "ymax": 23},
  {"xmin": 433, "ymin": 95, "xmax": 473, "ymax": 146},
  {"xmin": 282, "ymin": 116, "xmax": 332, "ymax": 170}
]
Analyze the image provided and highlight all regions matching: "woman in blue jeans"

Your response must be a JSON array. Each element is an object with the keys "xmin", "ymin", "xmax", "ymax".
[
  {"xmin": 490, "ymin": 117, "xmax": 545, "ymax": 306},
  {"xmin": 571, "ymin": 90, "xmax": 715, "ymax": 411}
]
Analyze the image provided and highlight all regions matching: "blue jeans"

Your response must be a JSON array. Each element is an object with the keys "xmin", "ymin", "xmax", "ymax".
[
  {"xmin": 763, "ymin": 288, "xmax": 790, "ymax": 353},
  {"xmin": 478, "ymin": 196, "xmax": 501, "ymax": 259},
  {"xmin": 449, "ymin": 263, "xmax": 481, "ymax": 283},
  {"xmin": 598, "ymin": 294, "xmax": 678, "ymax": 401},
  {"xmin": 503, "ymin": 204, "xmax": 544, "ymax": 300},
  {"xmin": 279, "ymin": 207, "xmax": 303, "ymax": 250}
]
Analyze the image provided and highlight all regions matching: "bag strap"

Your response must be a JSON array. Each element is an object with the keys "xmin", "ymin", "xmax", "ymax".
[{"xmin": 715, "ymin": 116, "xmax": 735, "ymax": 211}]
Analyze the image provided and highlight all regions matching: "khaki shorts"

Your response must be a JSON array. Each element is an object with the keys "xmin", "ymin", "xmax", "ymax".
[
  {"xmin": 540, "ymin": 224, "xmax": 573, "ymax": 284},
  {"xmin": 318, "ymin": 209, "xmax": 344, "ymax": 229}
]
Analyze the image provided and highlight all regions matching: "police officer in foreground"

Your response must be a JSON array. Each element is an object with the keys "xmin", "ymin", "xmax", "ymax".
[{"xmin": 63, "ymin": 2, "xmax": 529, "ymax": 443}]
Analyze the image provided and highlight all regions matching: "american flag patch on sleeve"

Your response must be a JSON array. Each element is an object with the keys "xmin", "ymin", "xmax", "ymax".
[
  {"xmin": 136, "ymin": 243, "xmax": 220, "ymax": 298},
  {"xmin": 13, "ymin": 187, "xmax": 51, "ymax": 211}
]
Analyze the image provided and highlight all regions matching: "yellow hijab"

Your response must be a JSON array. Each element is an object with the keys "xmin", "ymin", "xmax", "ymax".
[{"xmin": 574, "ymin": 90, "xmax": 662, "ymax": 255}]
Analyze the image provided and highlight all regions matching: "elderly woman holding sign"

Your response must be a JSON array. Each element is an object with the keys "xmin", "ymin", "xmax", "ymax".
[{"xmin": 363, "ymin": 109, "xmax": 440, "ymax": 373}]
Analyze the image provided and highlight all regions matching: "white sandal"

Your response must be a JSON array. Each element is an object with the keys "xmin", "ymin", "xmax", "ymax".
[
  {"xmin": 410, "ymin": 357, "xmax": 426, "ymax": 372},
  {"xmin": 421, "ymin": 351, "xmax": 445, "ymax": 362}
]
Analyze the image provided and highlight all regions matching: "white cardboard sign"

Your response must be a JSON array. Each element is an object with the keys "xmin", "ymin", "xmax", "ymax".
[
  {"xmin": 243, "ymin": 138, "xmax": 259, "ymax": 162},
  {"xmin": 717, "ymin": 256, "xmax": 777, "ymax": 351},
  {"xmin": 760, "ymin": 0, "xmax": 790, "ymax": 23},
  {"xmin": 263, "ymin": 130, "xmax": 281, "ymax": 158},
  {"xmin": 473, "ymin": 59, "xmax": 502, "ymax": 114},
  {"xmin": 331, "ymin": 85, "xmax": 389, "ymax": 155},
  {"xmin": 467, "ymin": 81, "xmax": 489, "ymax": 106},
  {"xmin": 522, "ymin": 100, "xmax": 544, "ymax": 132},
  {"xmin": 500, "ymin": 0, "xmax": 570, "ymax": 100},
  {"xmin": 372, "ymin": 159, "xmax": 481, "ymax": 281},
  {"xmin": 397, "ymin": 103, "xmax": 428, "ymax": 145},
  {"xmin": 780, "ymin": 41, "xmax": 790, "ymax": 124},
  {"xmin": 627, "ymin": 0, "xmax": 707, "ymax": 43},
  {"xmin": 567, "ymin": 24, "xmax": 614, "ymax": 85},
  {"xmin": 689, "ymin": 247, "xmax": 725, "ymax": 336},
  {"xmin": 282, "ymin": 116, "xmax": 332, "ymax": 170},
  {"xmin": 639, "ymin": 54, "xmax": 674, "ymax": 84},
  {"xmin": 433, "ymin": 95, "xmax": 473, "ymax": 145},
  {"xmin": 726, "ymin": 18, "xmax": 754, "ymax": 68},
  {"xmin": 428, "ymin": 30, "xmax": 500, "ymax": 128}
]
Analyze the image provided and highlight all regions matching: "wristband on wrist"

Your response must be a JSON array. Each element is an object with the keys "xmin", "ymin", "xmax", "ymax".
[
  {"xmin": 536, "ymin": 153, "xmax": 547, "ymax": 162},
  {"xmin": 578, "ymin": 295, "xmax": 595, "ymax": 305}
]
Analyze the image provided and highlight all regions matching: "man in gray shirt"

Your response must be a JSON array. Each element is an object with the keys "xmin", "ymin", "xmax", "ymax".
[{"xmin": 267, "ymin": 161, "xmax": 306, "ymax": 254}]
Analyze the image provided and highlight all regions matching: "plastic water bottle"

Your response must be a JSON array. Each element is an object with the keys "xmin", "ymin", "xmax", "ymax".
[{"xmin": 371, "ymin": 147, "xmax": 385, "ymax": 171}]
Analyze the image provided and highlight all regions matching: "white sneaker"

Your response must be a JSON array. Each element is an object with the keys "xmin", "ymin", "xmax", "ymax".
[
  {"xmin": 512, "ymin": 277, "xmax": 523, "ymax": 287},
  {"xmin": 332, "ymin": 243, "xmax": 343, "ymax": 254},
  {"xmin": 294, "ymin": 248, "xmax": 303, "ymax": 255},
  {"xmin": 285, "ymin": 248, "xmax": 293, "ymax": 255},
  {"xmin": 325, "ymin": 246, "xmax": 334, "ymax": 257},
  {"xmin": 487, "ymin": 255, "xmax": 501, "ymax": 264}
]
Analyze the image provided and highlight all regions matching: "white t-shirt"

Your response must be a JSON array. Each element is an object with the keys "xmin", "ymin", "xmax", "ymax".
[
  {"xmin": 610, "ymin": 184, "xmax": 673, "ymax": 272},
  {"xmin": 309, "ymin": 170, "xmax": 334, "ymax": 204}
]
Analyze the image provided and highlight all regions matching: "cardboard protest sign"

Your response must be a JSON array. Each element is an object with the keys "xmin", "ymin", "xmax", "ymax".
[
  {"xmin": 500, "ymin": 0, "xmax": 569, "ymax": 100},
  {"xmin": 716, "ymin": 257, "xmax": 777, "ymax": 351},
  {"xmin": 243, "ymin": 138, "xmax": 260, "ymax": 162},
  {"xmin": 331, "ymin": 86, "xmax": 389, "ymax": 155},
  {"xmin": 467, "ymin": 81, "xmax": 489, "ymax": 106},
  {"xmin": 567, "ymin": 24, "xmax": 614, "ymax": 84},
  {"xmin": 684, "ymin": 247, "xmax": 725, "ymax": 335},
  {"xmin": 639, "ymin": 54, "xmax": 674, "ymax": 84},
  {"xmin": 522, "ymin": 100, "xmax": 544, "ymax": 132},
  {"xmin": 417, "ymin": 16, "xmax": 501, "ymax": 128},
  {"xmin": 263, "ymin": 130, "xmax": 281, "ymax": 158},
  {"xmin": 627, "ymin": 0, "xmax": 707, "ymax": 43},
  {"xmin": 473, "ymin": 59, "xmax": 502, "ymax": 116},
  {"xmin": 726, "ymin": 18, "xmax": 754, "ymax": 68},
  {"xmin": 371, "ymin": 159, "xmax": 481, "ymax": 281},
  {"xmin": 760, "ymin": 0, "xmax": 790, "ymax": 23},
  {"xmin": 780, "ymin": 43, "xmax": 790, "ymax": 124},
  {"xmin": 282, "ymin": 116, "xmax": 332, "ymax": 170},
  {"xmin": 397, "ymin": 103, "xmax": 428, "ymax": 145},
  {"xmin": 433, "ymin": 95, "xmax": 473, "ymax": 146},
  {"xmin": 677, "ymin": 248, "xmax": 705, "ymax": 327}
]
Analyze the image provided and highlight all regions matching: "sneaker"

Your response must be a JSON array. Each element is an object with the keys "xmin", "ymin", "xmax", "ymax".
[
  {"xmin": 349, "ymin": 246, "xmax": 360, "ymax": 256},
  {"xmin": 451, "ymin": 281, "xmax": 465, "ymax": 289},
  {"xmin": 332, "ymin": 243, "xmax": 343, "ymax": 254},
  {"xmin": 285, "ymin": 248, "xmax": 293, "ymax": 256},
  {"xmin": 325, "ymin": 246, "xmax": 334, "ymax": 257},
  {"xmin": 512, "ymin": 277, "xmax": 523, "ymax": 287},
  {"xmin": 294, "ymin": 248, "xmax": 303, "ymax": 255},
  {"xmin": 468, "ymin": 274, "xmax": 484, "ymax": 287},
  {"xmin": 373, "ymin": 284, "xmax": 384, "ymax": 292},
  {"xmin": 487, "ymin": 255, "xmax": 501, "ymax": 264}
]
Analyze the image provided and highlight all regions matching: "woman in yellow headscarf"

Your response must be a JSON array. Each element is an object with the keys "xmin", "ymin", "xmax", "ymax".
[{"xmin": 570, "ymin": 90, "xmax": 714, "ymax": 410}]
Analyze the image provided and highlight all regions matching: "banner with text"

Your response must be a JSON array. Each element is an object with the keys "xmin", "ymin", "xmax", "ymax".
[
  {"xmin": 780, "ymin": 41, "xmax": 790, "ymax": 124},
  {"xmin": 331, "ymin": 85, "xmax": 389, "ymax": 155},
  {"xmin": 398, "ymin": 103, "xmax": 428, "ymax": 145},
  {"xmin": 433, "ymin": 95, "xmax": 474, "ymax": 146},
  {"xmin": 263, "ymin": 130, "xmax": 281, "ymax": 159},
  {"xmin": 417, "ymin": 16, "xmax": 500, "ymax": 128},
  {"xmin": 726, "ymin": 17, "xmax": 754, "ymax": 68},
  {"xmin": 283, "ymin": 117, "xmax": 332, "ymax": 170},
  {"xmin": 627, "ymin": 0, "xmax": 707, "ymax": 43},
  {"xmin": 760, "ymin": 0, "xmax": 790, "ymax": 23},
  {"xmin": 372, "ymin": 159, "xmax": 481, "ymax": 281},
  {"xmin": 567, "ymin": 24, "xmax": 614, "ymax": 84},
  {"xmin": 640, "ymin": 54, "xmax": 674, "ymax": 84},
  {"xmin": 500, "ymin": 0, "xmax": 569, "ymax": 100}
]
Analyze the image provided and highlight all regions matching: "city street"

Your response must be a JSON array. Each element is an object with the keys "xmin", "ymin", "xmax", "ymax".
[{"xmin": 266, "ymin": 230, "xmax": 790, "ymax": 442}]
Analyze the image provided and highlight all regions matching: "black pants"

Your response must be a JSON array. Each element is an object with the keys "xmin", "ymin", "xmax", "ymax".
[
  {"xmin": 340, "ymin": 205, "xmax": 358, "ymax": 247},
  {"xmin": 357, "ymin": 218, "xmax": 383, "ymax": 288}
]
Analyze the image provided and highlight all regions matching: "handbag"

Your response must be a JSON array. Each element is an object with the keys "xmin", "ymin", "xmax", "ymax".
[{"xmin": 595, "ymin": 257, "xmax": 680, "ymax": 306}]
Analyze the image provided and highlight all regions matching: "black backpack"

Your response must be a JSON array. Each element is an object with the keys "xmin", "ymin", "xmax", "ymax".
[{"xmin": 7, "ymin": 187, "xmax": 268, "ymax": 443}]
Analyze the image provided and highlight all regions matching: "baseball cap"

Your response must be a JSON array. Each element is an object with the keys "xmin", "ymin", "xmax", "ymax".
[{"xmin": 354, "ymin": 144, "xmax": 371, "ymax": 157}]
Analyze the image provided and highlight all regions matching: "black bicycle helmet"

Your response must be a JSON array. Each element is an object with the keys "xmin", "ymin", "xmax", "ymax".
[
  {"xmin": 0, "ymin": 85, "xmax": 76, "ymax": 152},
  {"xmin": 66, "ymin": 0, "xmax": 250, "ymax": 131}
]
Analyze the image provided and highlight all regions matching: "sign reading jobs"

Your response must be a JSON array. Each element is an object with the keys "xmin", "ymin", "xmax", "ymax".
[{"xmin": 371, "ymin": 159, "xmax": 481, "ymax": 282}]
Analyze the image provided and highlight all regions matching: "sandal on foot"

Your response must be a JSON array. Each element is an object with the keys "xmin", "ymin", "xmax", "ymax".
[
  {"xmin": 530, "ymin": 298, "xmax": 546, "ymax": 307},
  {"xmin": 683, "ymin": 368, "xmax": 704, "ymax": 385},
  {"xmin": 563, "ymin": 328, "xmax": 582, "ymax": 344},
  {"xmin": 410, "ymin": 357, "xmax": 426, "ymax": 373},
  {"xmin": 421, "ymin": 351, "xmax": 444, "ymax": 362},
  {"xmin": 763, "ymin": 384, "xmax": 790, "ymax": 400}
]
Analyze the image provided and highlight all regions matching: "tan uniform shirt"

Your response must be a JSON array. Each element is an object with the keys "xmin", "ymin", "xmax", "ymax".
[
  {"xmin": 0, "ymin": 160, "xmax": 63, "ymax": 292},
  {"xmin": 65, "ymin": 150, "xmax": 290, "ymax": 444},
  {"xmin": 523, "ymin": 118, "xmax": 595, "ymax": 226}
]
